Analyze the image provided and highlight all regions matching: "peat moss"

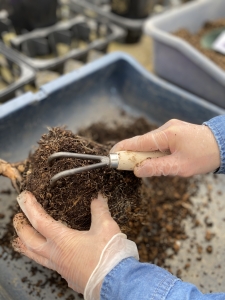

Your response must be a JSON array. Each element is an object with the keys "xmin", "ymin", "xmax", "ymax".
[{"xmin": 21, "ymin": 127, "xmax": 142, "ymax": 231}]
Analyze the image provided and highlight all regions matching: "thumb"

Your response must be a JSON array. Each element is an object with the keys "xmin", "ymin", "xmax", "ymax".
[
  {"xmin": 110, "ymin": 130, "xmax": 170, "ymax": 153},
  {"xmin": 90, "ymin": 194, "xmax": 111, "ymax": 228},
  {"xmin": 90, "ymin": 194, "xmax": 121, "ymax": 235},
  {"xmin": 110, "ymin": 133, "xmax": 157, "ymax": 153},
  {"xmin": 134, "ymin": 155, "xmax": 180, "ymax": 177}
]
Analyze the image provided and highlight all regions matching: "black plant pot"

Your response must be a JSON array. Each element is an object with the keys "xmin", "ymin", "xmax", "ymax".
[
  {"xmin": 111, "ymin": 0, "xmax": 155, "ymax": 19},
  {"xmin": 9, "ymin": 0, "xmax": 58, "ymax": 33}
]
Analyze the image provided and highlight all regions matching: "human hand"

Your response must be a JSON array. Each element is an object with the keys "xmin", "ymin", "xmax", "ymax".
[
  {"xmin": 12, "ymin": 191, "xmax": 138, "ymax": 299},
  {"xmin": 111, "ymin": 119, "xmax": 220, "ymax": 177}
]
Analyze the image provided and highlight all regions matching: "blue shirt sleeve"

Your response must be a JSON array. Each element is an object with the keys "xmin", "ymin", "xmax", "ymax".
[
  {"xmin": 101, "ymin": 115, "xmax": 225, "ymax": 300},
  {"xmin": 101, "ymin": 257, "xmax": 225, "ymax": 300},
  {"xmin": 204, "ymin": 115, "xmax": 225, "ymax": 174}
]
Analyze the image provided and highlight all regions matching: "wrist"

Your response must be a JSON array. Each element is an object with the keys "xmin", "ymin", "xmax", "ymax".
[
  {"xmin": 84, "ymin": 233, "xmax": 139, "ymax": 300},
  {"xmin": 204, "ymin": 116, "xmax": 225, "ymax": 173}
]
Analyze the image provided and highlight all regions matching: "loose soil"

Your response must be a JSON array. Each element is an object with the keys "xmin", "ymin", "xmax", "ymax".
[
  {"xmin": 0, "ymin": 116, "xmax": 198, "ymax": 298},
  {"xmin": 174, "ymin": 19, "xmax": 225, "ymax": 71}
]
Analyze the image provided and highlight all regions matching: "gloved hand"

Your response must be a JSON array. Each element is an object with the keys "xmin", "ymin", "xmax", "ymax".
[
  {"xmin": 13, "ymin": 191, "xmax": 139, "ymax": 299},
  {"xmin": 111, "ymin": 119, "xmax": 220, "ymax": 177}
]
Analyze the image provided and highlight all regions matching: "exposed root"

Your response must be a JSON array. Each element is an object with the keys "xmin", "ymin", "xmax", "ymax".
[{"xmin": 0, "ymin": 159, "xmax": 22, "ymax": 193}]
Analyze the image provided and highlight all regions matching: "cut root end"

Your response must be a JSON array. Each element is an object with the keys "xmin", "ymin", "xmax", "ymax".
[{"xmin": 0, "ymin": 159, "xmax": 22, "ymax": 193}]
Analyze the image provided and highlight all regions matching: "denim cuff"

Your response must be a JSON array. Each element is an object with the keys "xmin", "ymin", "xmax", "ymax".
[
  {"xmin": 101, "ymin": 257, "xmax": 179, "ymax": 300},
  {"xmin": 204, "ymin": 115, "xmax": 225, "ymax": 174}
]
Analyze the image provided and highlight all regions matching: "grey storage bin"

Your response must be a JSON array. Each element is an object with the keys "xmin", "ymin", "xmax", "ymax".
[
  {"xmin": 0, "ymin": 52, "xmax": 225, "ymax": 299},
  {"xmin": 145, "ymin": 0, "xmax": 225, "ymax": 108}
]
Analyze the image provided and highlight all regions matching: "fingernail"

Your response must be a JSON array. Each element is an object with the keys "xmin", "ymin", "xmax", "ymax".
[
  {"xmin": 17, "ymin": 191, "xmax": 27, "ymax": 204},
  {"xmin": 12, "ymin": 240, "xmax": 21, "ymax": 253},
  {"xmin": 110, "ymin": 142, "xmax": 120, "ymax": 153},
  {"xmin": 12, "ymin": 245, "xmax": 20, "ymax": 252},
  {"xmin": 134, "ymin": 164, "xmax": 147, "ymax": 177},
  {"xmin": 110, "ymin": 146, "xmax": 116, "ymax": 153},
  {"xmin": 134, "ymin": 168, "xmax": 141, "ymax": 177},
  {"xmin": 135, "ymin": 162, "xmax": 144, "ymax": 171},
  {"xmin": 17, "ymin": 191, "xmax": 34, "ymax": 214},
  {"xmin": 97, "ymin": 193, "xmax": 108, "ymax": 203},
  {"xmin": 17, "ymin": 190, "xmax": 34, "ymax": 204}
]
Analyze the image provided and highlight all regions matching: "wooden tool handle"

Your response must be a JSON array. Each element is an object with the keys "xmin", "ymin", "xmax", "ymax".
[{"xmin": 116, "ymin": 150, "xmax": 169, "ymax": 171}]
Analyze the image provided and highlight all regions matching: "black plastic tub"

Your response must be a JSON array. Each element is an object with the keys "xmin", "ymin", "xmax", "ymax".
[
  {"xmin": 110, "ymin": 0, "xmax": 154, "ymax": 19},
  {"xmin": 8, "ymin": 0, "xmax": 58, "ymax": 34},
  {"xmin": 0, "ymin": 14, "xmax": 12, "ymax": 37}
]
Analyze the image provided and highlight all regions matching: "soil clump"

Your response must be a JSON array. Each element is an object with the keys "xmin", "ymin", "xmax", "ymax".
[{"xmin": 21, "ymin": 127, "xmax": 142, "ymax": 231}]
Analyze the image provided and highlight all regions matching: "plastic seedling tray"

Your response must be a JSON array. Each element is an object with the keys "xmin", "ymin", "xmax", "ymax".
[
  {"xmin": 145, "ymin": 0, "xmax": 225, "ymax": 108},
  {"xmin": 68, "ymin": 0, "xmax": 152, "ymax": 43},
  {"xmin": 0, "ymin": 42, "xmax": 35, "ymax": 103},
  {"xmin": 10, "ymin": 15, "xmax": 124, "ymax": 71},
  {"xmin": 9, "ymin": 0, "xmax": 58, "ymax": 33},
  {"xmin": 0, "ymin": 16, "xmax": 12, "ymax": 37},
  {"xmin": 0, "ymin": 52, "xmax": 225, "ymax": 299}
]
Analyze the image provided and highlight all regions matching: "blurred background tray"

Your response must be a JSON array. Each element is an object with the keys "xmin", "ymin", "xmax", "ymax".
[
  {"xmin": 68, "ymin": 0, "xmax": 148, "ymax": 43},
  {"xmin": 10, "ymin": 15, "xmax": 125, "ymax": 71},
  {"xmin": 0, "ymin": 41, "xmax": 35, "ymax": 103}
]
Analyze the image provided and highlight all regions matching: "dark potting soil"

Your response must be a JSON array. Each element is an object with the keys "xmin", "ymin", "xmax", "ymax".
[
  {"xmin": 78, "ymin": 117, "xmax": 157, "ymax": 144},
  {"xmin": 174, "ymin": 19, "xmax": 225, "ymax": 71},
  {"xmin": 20, "ymin": 127, "xmax": 142, "ymax": 231},
  {"xmin": 0, "ymin": 116, "xmax": 197, "ymax": 297}
]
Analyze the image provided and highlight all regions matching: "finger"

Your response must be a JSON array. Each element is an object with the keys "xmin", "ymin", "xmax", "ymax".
[
  {"xmin": 134, "ymin": 155, "xmax": 180, "ymax": 177},
  {"xmin": 13, "ymin": 213, "xmax": 47, "ymax": 256},
  {"xmin": 90, "ymin": 194, "xmax": 120, "ymax": 235},
  {"xmin": 110, "ymin": 129, "xmax": 170, "ymax": 153},
  {"xmin": 110, "ymin": 119, "xmax": 184, "ymax": 153},
  {"xmin": 12, "ymin": 237, "xmax": 51, "ymax": 269},
  {"xmin": 17, "ymin": 191, "xmax": 61, "ymax": 239}
]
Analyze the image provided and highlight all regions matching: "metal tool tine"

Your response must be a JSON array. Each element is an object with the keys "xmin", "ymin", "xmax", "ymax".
[
  {"xmin": 48, "ymin": 152, "xmax": 110, "ymax": 187},
  {"xmin": 48, "ymin": 152, "xmax": 107, "ymax": 166},
  {"xmin": 50, "ymin": 162, "xmax": 107, "ymax": 187}
]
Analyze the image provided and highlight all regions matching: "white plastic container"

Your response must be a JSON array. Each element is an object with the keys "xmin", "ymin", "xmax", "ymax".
[{"xmin": 145, "ymin": 0, "xmax": 225, "ymax": 108}]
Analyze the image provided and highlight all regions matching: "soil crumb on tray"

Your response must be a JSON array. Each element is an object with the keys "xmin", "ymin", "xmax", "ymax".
[
  {"xmin": 21, "ymin": 127, "xmax": 142, "ymax": 231},
  {"xmin": 174, "ymin": 19, "xmax": 225, "ymax": 71},
  {"xmin": 78, "ymin": 117, "xmax": 157, "ymax": 144},
  {"xmin": 0, "ymin": 204, "xmax": 22, "ymax": 260}
]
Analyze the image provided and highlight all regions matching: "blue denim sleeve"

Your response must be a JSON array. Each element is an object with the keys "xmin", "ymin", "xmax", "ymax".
[
  {"xmin": 101, "ymin": 115, "xmax": 225, "ymax": 300},
  {"xmin": 101, "ymin": 257, "xmax": 225, "ymax": 300},
  {"xmin": 204, "ymin": 115, "xmax": 225, "ymax": 174}
]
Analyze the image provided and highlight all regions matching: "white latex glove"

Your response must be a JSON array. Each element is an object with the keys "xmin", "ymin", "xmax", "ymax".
[
  {"xmin": 110, "ymin": 119, "xmax": 220, "ymax": 177},
  {"xmin": 13, "ymin": 191, "xmax": 139, "ymax": 299}
]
